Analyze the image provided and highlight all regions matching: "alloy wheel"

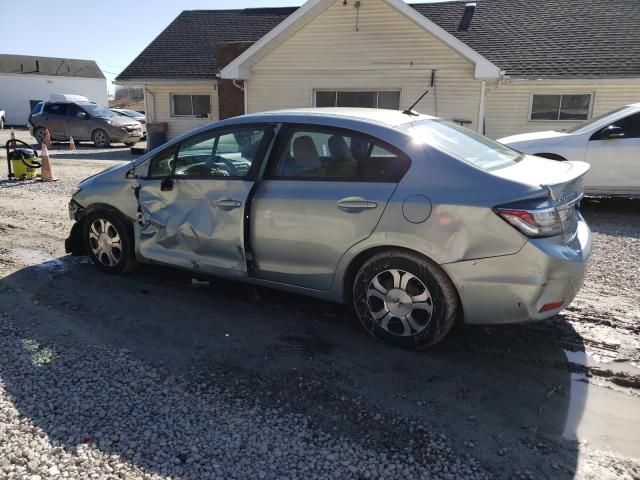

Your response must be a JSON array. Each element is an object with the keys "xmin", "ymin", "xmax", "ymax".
[
  {"xmin": 88, "ymin": 218, "xmax": 123, "ymax": 267},
  {"xmin": 94, "ymin": 130, "xmax": 109, "ymax": 147},
  {"xmin": 366, "ymin": 269, "xmax": 433, "ymax": 337}
]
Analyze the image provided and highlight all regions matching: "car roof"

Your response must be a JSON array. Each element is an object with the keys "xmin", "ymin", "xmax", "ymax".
[{"xmin": 240, "ymin": 108, "xmax": 436, "ymax": 128}]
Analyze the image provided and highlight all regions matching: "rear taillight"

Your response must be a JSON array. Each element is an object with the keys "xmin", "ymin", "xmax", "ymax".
[{"xmin": 495, "ymin": 206, "xmax": 564, "ymax": 238}]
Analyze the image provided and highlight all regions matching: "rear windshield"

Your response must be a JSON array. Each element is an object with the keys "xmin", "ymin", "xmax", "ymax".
[{"xmin": 402, "ymin": 119, "xmax": 521, "ymax": 170}]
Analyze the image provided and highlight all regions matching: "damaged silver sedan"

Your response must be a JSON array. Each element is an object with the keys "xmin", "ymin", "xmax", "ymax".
[{"xmin": 66, "ymin": 108, "xmax": 592, "ymax": 349}]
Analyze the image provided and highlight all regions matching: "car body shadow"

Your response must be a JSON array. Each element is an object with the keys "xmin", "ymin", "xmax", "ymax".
[{"xmin": 0, "ymin": 255, "xmax": 583, "ymax": 479}]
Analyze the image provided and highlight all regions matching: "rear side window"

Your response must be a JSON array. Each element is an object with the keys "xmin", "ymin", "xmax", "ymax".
[
  {"xmin": 43, "ymin": 103, "xmax": 68, "ymax": 116},
  {"xmin": 270, "ymin": 126, "xmax": 409, "ymax": 182}
]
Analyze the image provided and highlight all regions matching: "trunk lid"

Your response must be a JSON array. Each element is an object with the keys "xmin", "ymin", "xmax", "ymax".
[{"xmin": 493, "ymin": 155, "xmax": 588, "ymax": 203}]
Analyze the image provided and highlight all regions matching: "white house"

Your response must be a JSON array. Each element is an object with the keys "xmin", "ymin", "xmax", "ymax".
[
  {"xmin": 0, "ymin": 54, "xmax": 108, "ymax": 126},
  {"xmin": 116, "ymin": 0, "xmax": 640, "ymax": 140}
]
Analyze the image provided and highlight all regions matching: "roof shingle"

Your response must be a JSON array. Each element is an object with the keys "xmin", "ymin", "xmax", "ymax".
[
  {"xmin": 117, "ymin": 0, "xmax": 640, "ymax": 81},
  {"xmin": 0, "ymin": 54, "xmax": 105, "ymax": 79}
]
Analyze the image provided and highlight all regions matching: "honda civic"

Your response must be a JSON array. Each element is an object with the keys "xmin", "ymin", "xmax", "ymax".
[{"xmin": 65, "ymin": 108, "xmax": 592, "ymax": 349}]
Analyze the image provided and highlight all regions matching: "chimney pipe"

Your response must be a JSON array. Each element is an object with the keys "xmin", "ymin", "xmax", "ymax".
[{"xmin": 458, "ymin": 2, "xmax": 476, "ymax": 32}]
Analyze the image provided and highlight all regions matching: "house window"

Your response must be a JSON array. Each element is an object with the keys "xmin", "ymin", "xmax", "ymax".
[
  {"xmin": 171, "ymin": 94, "xmax": 211, "ymax": 117},
  {"xmin": 529, "ymin": 94, "xmax": 592, "ymax": 121},
  {"xmin": 314, "ymin": 90, "xmax": 401, "ymax": 110}
]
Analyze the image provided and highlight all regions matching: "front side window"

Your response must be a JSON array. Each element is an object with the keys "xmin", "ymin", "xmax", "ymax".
[
  {"xmin": 530, "ymin": 94, "xmax": 592, "ymax": 121},
  {"xmin": 148, "ymin": 148, "xmax": 176, "ymax": 178},
  {"xmin": 171, "ymin": 94, "xmax": 211, "ymax": 117},
  {"xmin": 613, "ymin": 112, "xmax": 640, "ymax": 139},
  {"xmin": 271, "ymin": 127, "xmax": 409, "ymax": 182},
  {"xmin": 315, "ymin": 90, "xmax": 401, "ymax": 110},
  {"xmin": 591, "ymin": 112, "xmax": 640, "ymax": 141},
  {"xmin": 172, "ymin": 126, "xmax": 271, "ymax": 178},
  {"xmin": 404, "ymin": 120, "xmax": 521, "ymax": 170}
]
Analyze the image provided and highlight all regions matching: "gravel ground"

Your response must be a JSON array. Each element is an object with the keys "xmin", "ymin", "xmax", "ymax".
[
  {"xmin": 0, "ymin": 319, "xmax": 488, "ymax": 480},
  {"xmin": 0, "ymin": 128, "xmax": 639, "ymax": 480}
]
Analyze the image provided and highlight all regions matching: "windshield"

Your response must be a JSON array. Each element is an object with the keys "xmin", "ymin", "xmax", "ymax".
[
  {"xmin": 403, "ymin": 119, "xmax": 521, "ymax": 170},
  {"xmin": 564, "ymin": 106, "xmax": 631, "ymax": 134},
  {"xmin": 81, "ymin": 104, "xmax": 117, "ymax": 118}
]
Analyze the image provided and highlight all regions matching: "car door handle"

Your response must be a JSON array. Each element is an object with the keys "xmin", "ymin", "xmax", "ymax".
[
  {"xmin": 336, "ymin": 197, "xmax": 378, "ymax": 212},
  {"xmin": 216, "ymin": 198, "xmax": 243, "ymax": 210},
  {"xmin": 160, "ymin": 178, "xmax": 174, "ymax": 191}
]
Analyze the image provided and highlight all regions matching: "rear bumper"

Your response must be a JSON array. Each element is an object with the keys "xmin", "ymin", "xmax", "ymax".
[{"xmin": 443, "ymin": 217, "xmax": 592, "ymax": 325}]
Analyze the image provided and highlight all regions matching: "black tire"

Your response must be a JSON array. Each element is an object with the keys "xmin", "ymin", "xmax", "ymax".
[
  {"xmin": 83, "ymin": 210, "xmax": 138, "ymax": 274},
  {"xmin": 92, "ymin": 129, "xmax": 111, "ymax": 148},
  {"xmin": 34, "ymin": 126, "xmax": 46, "ymax": 145},
  {"xmin": 353, "ymin": 250, "xmax": 459, "ymax": 349}
]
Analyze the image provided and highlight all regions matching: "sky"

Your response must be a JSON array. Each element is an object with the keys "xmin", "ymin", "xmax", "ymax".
[{"xmin": 0, "ymin": 0, "xmax": 442, "ymax": 94}]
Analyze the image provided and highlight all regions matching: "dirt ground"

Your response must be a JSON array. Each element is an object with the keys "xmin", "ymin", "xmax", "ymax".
[{"xmin": 0, "ymin": 128, "xmax": 639, "ymax": 479}]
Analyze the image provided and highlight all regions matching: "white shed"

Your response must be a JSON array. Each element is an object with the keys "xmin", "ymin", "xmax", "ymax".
[{"xmin": 0, "ymin": 54, "xmax": 108, "ymax": 126}]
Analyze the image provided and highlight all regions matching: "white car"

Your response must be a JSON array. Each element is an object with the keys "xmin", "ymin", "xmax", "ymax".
[{"xmin": 499, "ymin": 103, "xmax": 640, "ymax": 196}]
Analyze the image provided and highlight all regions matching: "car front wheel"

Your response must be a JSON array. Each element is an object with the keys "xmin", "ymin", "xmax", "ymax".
[
  {"xmin": 92, "ymin": 129, "xmax": 111, "ymax": 148},
  {"xmin": 83, "ymin": 211, "xmax": 137, "ymax": 274},
  {"xmin": 353, "ymin": 250, "xmax": 459, "ymax": 349}
]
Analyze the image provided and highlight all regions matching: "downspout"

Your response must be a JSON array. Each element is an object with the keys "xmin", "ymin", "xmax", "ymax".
[
  {"xmin": 231, "ymin": 80, "xmax": 248, "ymax": 115},
  {"xmin": 144, "ymin": 86, "xmax": 156, "ymax": 123},
  {"xmin": 477, "ymin": 80, "xmax": 486, "ymax": 134},
  {"xmin": 431, "ymin": 70, "xmax": 438, "ymax": 117}
]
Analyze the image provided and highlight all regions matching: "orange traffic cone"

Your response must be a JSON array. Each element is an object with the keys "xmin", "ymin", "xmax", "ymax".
[
  {"xmin": 69, "ymin": 136, "xmax": 76, "ymax": 151},
  {"xmin": 44, "ymin": 128, "xmax": 53, "ymax": 149},
  {"xmin": 9, "ymin": 129, "xmax": 17, "ymax": 148},
  {"xmin": 39, "ymin": 144, "xmax": 58, "ymax": 182}
]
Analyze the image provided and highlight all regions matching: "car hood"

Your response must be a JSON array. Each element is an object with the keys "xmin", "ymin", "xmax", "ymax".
[
  {"xmin": 101, "ymin": 115, "xmax": 140, "ymax": 127},
  {"xmin": 498, "ymin": 130, "xmax": 569, "ymax": 146},
  {"xmin": 78, "ymin": 161, "xmax": 133, "ymax": 189}
]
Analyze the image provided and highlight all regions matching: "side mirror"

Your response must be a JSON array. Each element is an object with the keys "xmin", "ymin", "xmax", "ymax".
[
  {"xmin": 602, "ymin": 125, "xmax": 624, "ymax": 139},
  {"xmin": 77, "ymin": 112, "xmax": 87, "ymax": 119},
  {"xmin": 125, "ymin": 167, "xmax": 137, "ymax": 179}
]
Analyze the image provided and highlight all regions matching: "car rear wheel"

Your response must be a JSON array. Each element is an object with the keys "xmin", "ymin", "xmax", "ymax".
[
  {"xmin": 353, "ymin": 250, "xmax": 459, "ymax": 349},
  {"xmin": 83, "ymin": 210, "xmax": 137, "ymax": 274},
  {"xmin": 34, "ymin": 127, "xmax": 46, "ymax": 145},
  {"xmin": 92, "ymin": 129, "xmax": 111, "ymax": 148}
]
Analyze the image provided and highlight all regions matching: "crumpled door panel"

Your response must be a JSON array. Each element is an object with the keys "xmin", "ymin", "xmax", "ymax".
[{"xmin": 136, "ymin": 179, "xmax": 250, "ymax": 275}]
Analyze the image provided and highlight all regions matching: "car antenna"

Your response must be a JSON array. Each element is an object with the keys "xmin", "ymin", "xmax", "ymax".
[{"xmin": 402, "ymin": 89, "xmax": 429, "ymax": 116}]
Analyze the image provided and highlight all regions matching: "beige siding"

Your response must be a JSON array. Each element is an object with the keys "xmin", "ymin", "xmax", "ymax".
[
  {"xmin": 486, "ymin": 80, "xmax": 640, "ymax": 139},
  {"xmin": 247, "ymin": 0, "xmax": 482, "ymax": 130},
  {"xmin": 144, "ymin": 82, "xmax": 218, "ymax": 139}
]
